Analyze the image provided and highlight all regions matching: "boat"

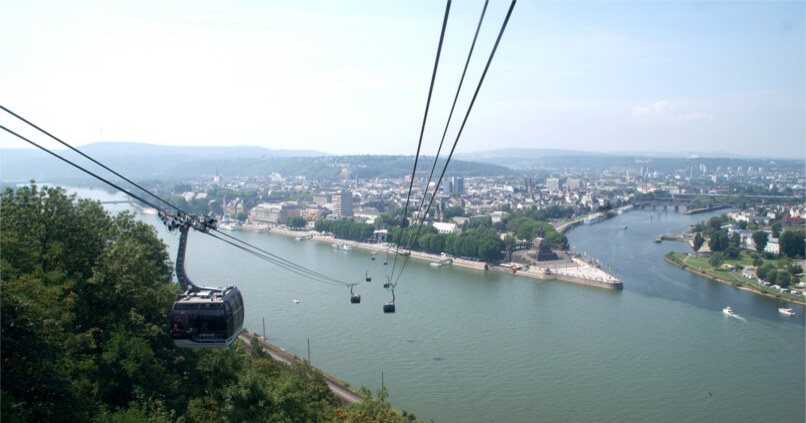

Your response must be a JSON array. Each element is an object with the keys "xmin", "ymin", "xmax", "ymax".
[
  {"xmin": 623, "ymin": 226, "xmax": 628, "ymax": 230},
  {"xmin": 779, "ymin": 308, "xmax": 795, "ymax": 316},
  {"xmin": 219, "ymin": 222, "xmax": 241, "ymax": 231},
  {"xmin": 723, "ymin": 306, "xmax": 735, "ymax": 316},
  {"xmin": 332, "ymin": 242, "xmax": 352, "ymax": 251},
  {"xmin": 295, "ymin": 233, "xmax": 313, "ymax": 241},
  {"xmin": 431, "ymin": 257, "xmax": 453, "ymax": 267},
  {"xmin": 293, "ymin": 299, "xmax": 300, "ymax": 304},
  {"xmin": 584, "ymin": 213, "xmax": 606, "ymax": 225}
]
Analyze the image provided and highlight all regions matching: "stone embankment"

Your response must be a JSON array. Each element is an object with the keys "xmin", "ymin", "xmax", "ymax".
[{"xmin": 262, "ymin": 226, "xmax": 621, "ymax": 290}]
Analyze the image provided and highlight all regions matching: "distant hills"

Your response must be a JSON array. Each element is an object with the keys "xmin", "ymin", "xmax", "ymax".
[
  {"xmin": 454, "ymin": 148, "xmax": 801, "ymax": 173},
  {"xmin": 1, "ymin": 142, "xmax": 800, "ymax": 184},
  {"xmin": 0, "ymin": 142, "xmax": 511, "ymax": 183}
]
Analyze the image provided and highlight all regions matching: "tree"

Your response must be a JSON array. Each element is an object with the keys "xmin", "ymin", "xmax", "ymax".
[
  {"xmin": 776, "ymin": 271, "xmax": 791, "ymax": 287},
  {"xmin": 752, "ymin": 231, "xmax": 768, "ymax": 253},
  {"xmin": 708, "ymin": 230, "xmax": 729, "ymax": 252},
  {"xmin": 709, "ymin": 252, "xmax": 724, "ymax": 268},
  {"xmin": 756, "ymin": 264, "xmax": 773, "ymax": 280},
  {"xmin": 692, "ymin": 232, "xmax": 705, "ymax": 255},
  {"xmin": 286, "ymin": 216, "xmax": 306, "ymax": 229},
  {"xmin": 444, "ymin": 206, "xmax": 465, "ymax": 221},
  {"xmin": 779, "ymin": 230, "xmax": 805, "ymax": 258},
  {"xmin": 771, "ymin": 221, "xmax": 783, "ymax": 238}
]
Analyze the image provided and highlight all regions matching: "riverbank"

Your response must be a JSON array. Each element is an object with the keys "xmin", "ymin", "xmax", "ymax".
[
  {"xmin": 238, "ymin": 329, "xmax": 364, "ymax": 405},
  {"xmin": 265, "ymin": 226, "xmax": 622, "ymax": 290},
  {"xmin": 664, "ymin": 253, "xmax": 805, "ymax": 305}
]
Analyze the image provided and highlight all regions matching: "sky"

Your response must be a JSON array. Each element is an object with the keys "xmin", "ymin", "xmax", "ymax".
[{"xmin": 1, "ymin": 0, "xmax": 804, "ymax": 159}]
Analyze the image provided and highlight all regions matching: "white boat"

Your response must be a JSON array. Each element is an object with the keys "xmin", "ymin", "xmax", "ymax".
[
  {"xmin": 779, "ymin": 307, "xmax": 795, "ymax": 316},
  {"xmin": 332, "ymin": 242, "xmax": 352, "ymax": 251},
  {"xmin": 293, "ymin": 299, "xmax": 300, "ymax": 304},
  {"xmin": 295, "ymin": 233, "xmax": 313, "ymax": 241},
  {"xmin": 219, "ymin": 222, "xmax": 241, "ymax": 231},
  {"xmin": 723, "ymin": 306, "xmax": 735, "ymax": 316}
]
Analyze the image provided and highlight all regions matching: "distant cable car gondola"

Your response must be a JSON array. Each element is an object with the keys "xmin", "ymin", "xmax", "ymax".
[
  {"xmin": 164, "ymin": 213, "xmax": 244, "ymax": 348},
  {"xmin": 383, "ymin": 276, "xmax": 391, "ymax": 289},
  {"xmin": 365, "ymin": 271, "xmax": 371, "ymax": 282},
  {"xmin": 349, "ymin": 284, "xmax": 361, "ymax": 304}
]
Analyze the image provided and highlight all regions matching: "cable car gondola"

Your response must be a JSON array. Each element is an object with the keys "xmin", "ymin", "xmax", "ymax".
[
  {"xmin": 349, "ymin": 284, "xmax": 361, "ymax": 304},
  {"xmin": 165, "ymin": 214, "xmax": 245, "ymax": 348},
  {"xmin": 383, "ymin": 288, "xmax": 395, "ymax": 313},
  {"xmin": 365, "ymin": 271, "xmax": 371, "ymax": 282}
]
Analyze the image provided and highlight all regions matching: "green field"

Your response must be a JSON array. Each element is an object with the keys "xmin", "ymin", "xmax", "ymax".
[{"xmin": 665, "ymin": 251, "xmax": 805, "ymax": 304}]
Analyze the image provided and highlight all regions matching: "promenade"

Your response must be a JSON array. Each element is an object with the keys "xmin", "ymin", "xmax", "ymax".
[{"xmin": 258, "ymin": 225, "xmax": 622, "ymax": 289}]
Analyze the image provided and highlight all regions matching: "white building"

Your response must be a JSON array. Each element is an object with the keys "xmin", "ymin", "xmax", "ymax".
[{"xmin": 432, "ymin": 222, "xmax": 460, "ymax": 234}]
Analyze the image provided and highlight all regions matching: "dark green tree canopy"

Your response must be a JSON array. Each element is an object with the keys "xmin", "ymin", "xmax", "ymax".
[{"xmin": 1, "ymin": 184, "xmax": 409, "ymax": 423}]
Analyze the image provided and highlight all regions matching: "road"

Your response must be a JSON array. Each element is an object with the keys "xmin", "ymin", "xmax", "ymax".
[{"xmin": 238, "ymin": 330, "xmax": 364, "ymax": 405}]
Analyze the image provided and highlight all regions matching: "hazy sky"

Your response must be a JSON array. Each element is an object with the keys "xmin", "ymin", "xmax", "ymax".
[{"xmin": 1, "ymin": 0, "xmax": 804, "ymax": 158}]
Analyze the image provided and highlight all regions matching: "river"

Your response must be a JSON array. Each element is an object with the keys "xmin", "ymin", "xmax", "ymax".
[{"xmin": 73, "ymin": 187, "xmax": 806, "ymax": 422}]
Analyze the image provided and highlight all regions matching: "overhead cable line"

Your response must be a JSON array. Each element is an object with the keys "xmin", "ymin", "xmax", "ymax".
[
  {"xmin": 1, "ymin": 105, "xmax": 191, "ymax": 220},
  {"xmin": 394, "ymin": 0, "xmax": 517, "ymax": 287},
  {"xmin": 399, "ymin": 0, "xmax": 489, "ymax": 264},
  {"xmin": 0, "ymin": 125, "xmax": 168, "ymax": 212},
  {"xmin": 205, "ymin": 232, "xmax": 347, "ymax": 287},
  {"xmin": 391, "ymin": 0, "xmax": 452, "ymax": 278},
  {"xmin": 0, "ymin": 123, "xmax": 353, "ymax": 289}
]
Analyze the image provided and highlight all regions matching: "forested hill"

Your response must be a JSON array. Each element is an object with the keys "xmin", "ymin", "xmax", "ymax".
[
  {"xmin": 1, "ymin": 143, "xmax": 512, "ymax": 183},
  {"xmin": 0, "ymin": 184, "xmax": 417, "ymax": 423}
]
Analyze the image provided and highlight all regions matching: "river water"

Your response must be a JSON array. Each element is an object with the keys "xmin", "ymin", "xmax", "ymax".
[{"xmin": 75, "ymin": 187, "xmax": 806, "ymax": 422}]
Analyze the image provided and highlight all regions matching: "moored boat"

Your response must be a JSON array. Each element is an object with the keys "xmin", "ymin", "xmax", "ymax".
[
  {"xmin": 332, "ymin": 242, "xmax": 352, "ymax": 251},
  {"xmin": 779, "ymin": 307, "xmax": 795, "ymax": 316}
]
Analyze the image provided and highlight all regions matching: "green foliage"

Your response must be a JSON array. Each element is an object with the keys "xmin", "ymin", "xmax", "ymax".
[
  {"xmin": 776, "ymin": 271, "xmax": 791, "ymax": 287},
  {"xmin": 286, "ymin": 216, "xmax": 307, "ymax": 229},
  {"xmin": 508, "ymin": 205, "xmax": 574, "ymax": 222},
  {"xmin": 443, "ymin": 206, "xmax": 465, "ymax": 221},
  {"xmin": 504, "ymin": 217, "xmax": 567, "ymax": 247},
  {"xmin": 315, "ymin": 220, "xmax": 375, "ymax": 242},
  {"xmin": 752, "ymin": 231, "xmax": 768, "ymax": 253},
  {"xmin": 708, "ymin": 252, "xmax": 724, "ymax": 268},
  {"xmin": 386, "ymin": 225, "xmax": 505, "ymax": 262},
  {"xmin": 708, "ymin": 230, "xmax": 729, "ymax": 252},
  {"xmin": 756, "ymin": 263, "xmax": 774, "ymax": 280},
  {"xmin": 1, "ymin": 184, "xmax": 399, "ymax": 423},
  {"xmin": 779, "ymin": 230, "xmax": 805, "ymax": 258},
  {"xmin": 692, "ymin": 232, "xmax": 705, "ymax": 253},
  {"xmin": 771, "ymin": 222, "xmax": 783, "ymax": 238}
]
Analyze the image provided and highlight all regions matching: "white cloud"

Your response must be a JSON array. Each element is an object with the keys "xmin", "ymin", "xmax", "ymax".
[{"xmin": 632, "ymin": 101, "xmax": 714, "ymax": 121}]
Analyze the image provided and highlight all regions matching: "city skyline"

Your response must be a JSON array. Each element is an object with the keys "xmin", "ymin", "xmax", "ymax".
[{"xmin": 1, "ymin": 1, "xmax": 803, "ymax": 159}]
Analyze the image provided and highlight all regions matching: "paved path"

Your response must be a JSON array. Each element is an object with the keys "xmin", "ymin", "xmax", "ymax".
[{"xmin": 239, "ymin": 331, "xmax": 363, "ymax": 405}]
